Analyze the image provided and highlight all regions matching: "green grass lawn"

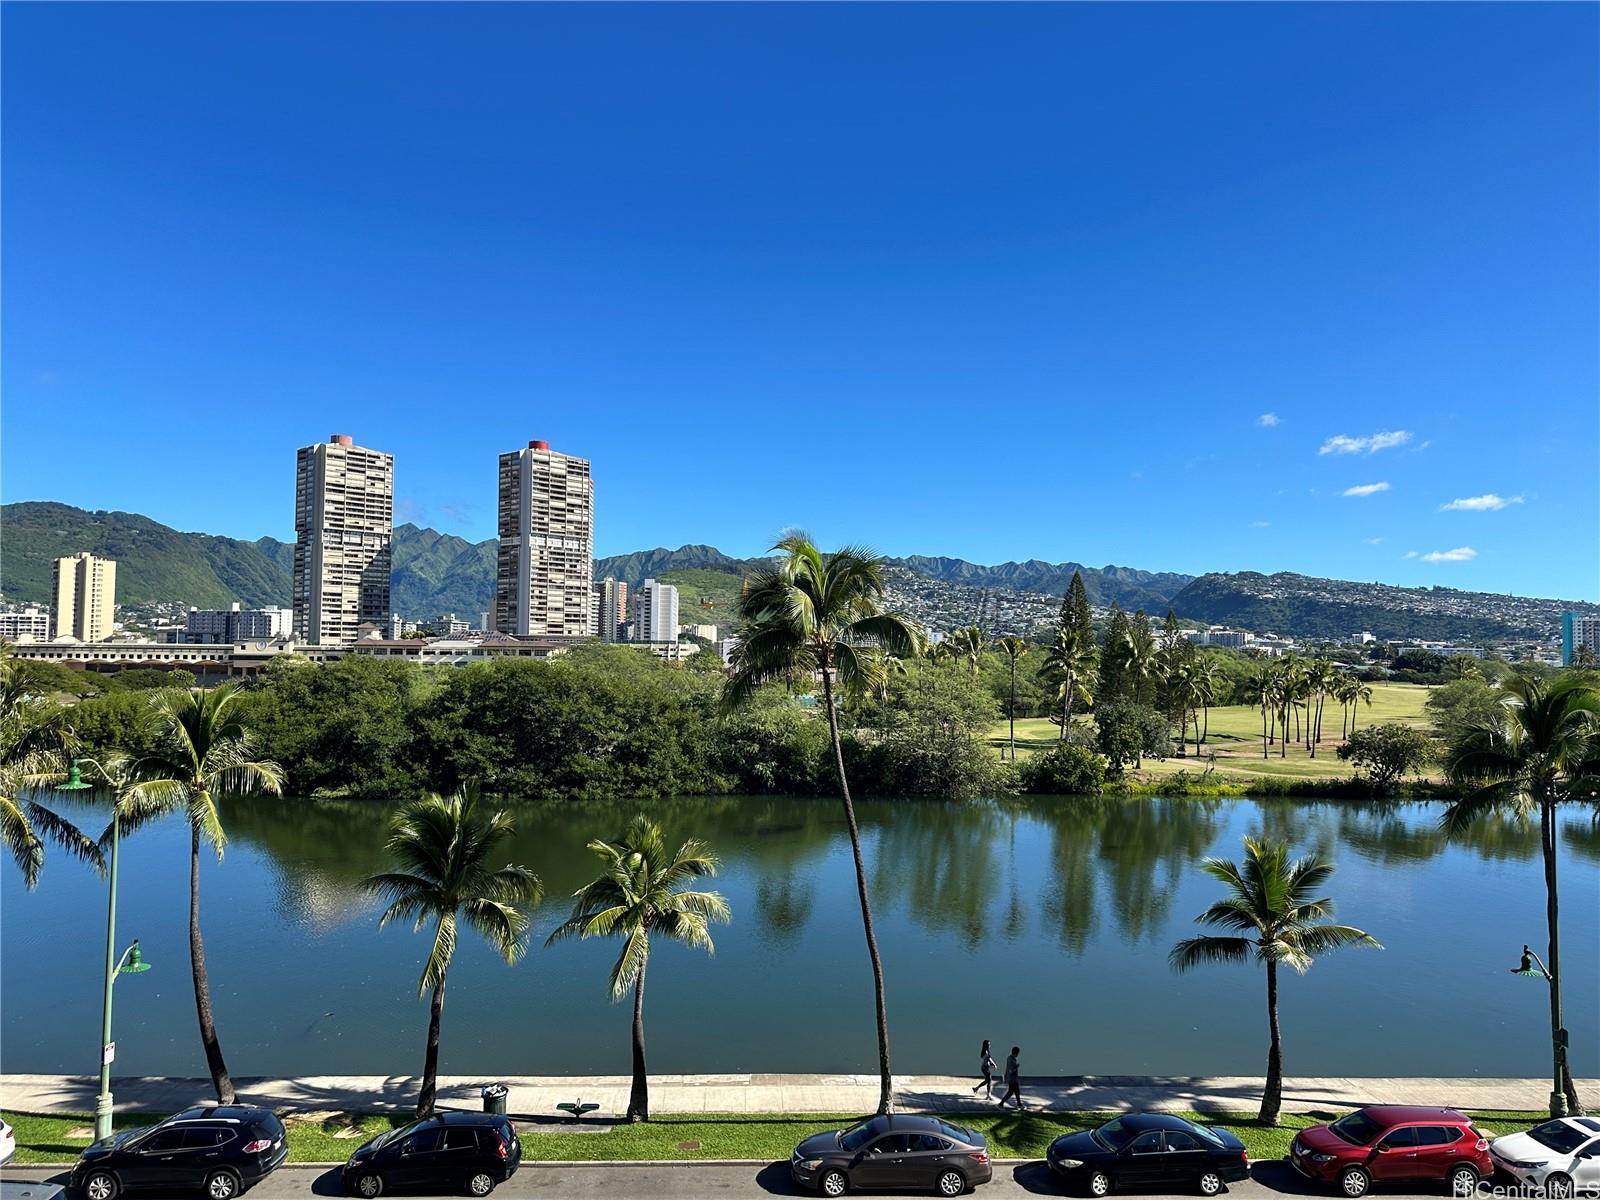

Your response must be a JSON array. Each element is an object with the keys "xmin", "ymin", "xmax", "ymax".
[
  {"xmin": 0, "ymin": 1106, "xmax": 1541, "ymax": 1165},
  {"xmin": 992, "ymin": 683, "xmax": 1434, "ymax": 783}
]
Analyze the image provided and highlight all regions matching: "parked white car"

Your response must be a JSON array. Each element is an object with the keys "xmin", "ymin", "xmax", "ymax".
[
  {"xmin": 1490, "ymin": 1117, "xmax": 1600, "ymax": 1197},
  {"xmin": 0, "ymin": 1116, "xmax": 15, "ymax": 1166}
]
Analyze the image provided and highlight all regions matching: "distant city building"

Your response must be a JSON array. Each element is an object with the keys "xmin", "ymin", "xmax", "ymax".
[
  {"xmin": 593, "ymin": 577, "xmax": 629, "ymax": 642},
  {"xmin": 680, "ymin": 622, "xmax": 718, "ymax": 643},
  {"xmin": 494, "ymin": 440, "xmax": 593, "ymax": 637},
  {"xmin": 633, "ymin": 578, "xmax": 680, "ymax": 644},
  {"xmin": 1348, "ymin": 631, "xmax": 1377, "ymax": 645},
  {"xmin": 293, "ymin": 434, "xmax": 394, "ymax": 645},
  {"xmin": 181, "ymin": 603, "xmax": 293, "ymax": 643},
  {"xmin": 386, "ymin": 613, "xmax": 418, "ymax": 640},
  {"xmin": 431, "ymin": 613, "xmax": 471, "ymax": 637},
  {"xmin": 52, "ymin": 552, "xmax": 117, "ymax": 643},
  {"xmin": 1562, "ymin": 613, "xmax": 1600, "ymax": 666},
  {"xmin": 1204, "ymin": 628, "xmax": 1249, "ymax": 649},
  {"xmin": 0, "ymin": 606, "xmax": 52, "ymax": 643},
  {"xmin": 717, "ymin": 636, "xmax": 741, "ymax": 666}
]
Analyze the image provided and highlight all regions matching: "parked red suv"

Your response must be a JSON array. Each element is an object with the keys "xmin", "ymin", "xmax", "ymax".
[{"xmin": 1289, "ymin": 1106, "xmax": 1491, "ymax": 1198}]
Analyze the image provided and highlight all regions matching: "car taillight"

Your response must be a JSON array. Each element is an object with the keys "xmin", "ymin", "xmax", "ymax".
[
  {"xmin": 242, "ymin": 1139, "xmax": 272, "ymax": 1154},
  {"xmin": 496, "ymin": 1137, "xmax": 509, "ymax": 1160},
  {"xmin": 1474, "ymin": 1139, "xmax": 1488, "ymax": 1152},
  {"xmin": 969, "ymin": 1150, "xmax": 990, "ymax": 1164},
  {"xmin": 1242, "ymin": 1152, "xmax": 1250, "ymax": 1163}
]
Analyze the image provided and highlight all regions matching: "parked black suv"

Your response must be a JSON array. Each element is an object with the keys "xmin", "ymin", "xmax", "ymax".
[
  {"xmin": 342, "ymin": 1112, "xmax": 521, "ymax": 1197},
  {"xmin": 70, "ymin": 1105, "xmax": 287, "ymax": 1200}
]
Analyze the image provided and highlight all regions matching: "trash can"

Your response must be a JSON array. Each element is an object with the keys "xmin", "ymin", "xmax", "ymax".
[{"xmin": 481, "ymin": 1084, "xmax": 508, "ymax": 1115}]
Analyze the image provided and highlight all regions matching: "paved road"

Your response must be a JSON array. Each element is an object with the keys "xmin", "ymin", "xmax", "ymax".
[{"xmin": 0, "ymin": 1161, "xmax": 1457, "ymax": 1200}]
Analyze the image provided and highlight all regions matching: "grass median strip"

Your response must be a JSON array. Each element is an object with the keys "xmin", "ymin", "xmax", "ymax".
[{"xmin": 1, "ymin": 1108, "xmax": 1542, "ymax": 1167}]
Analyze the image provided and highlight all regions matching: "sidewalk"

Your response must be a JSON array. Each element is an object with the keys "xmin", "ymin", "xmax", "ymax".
[{"xmin": 4, "ymin": 1073, "xmax": 1594, "ymax": 1118}]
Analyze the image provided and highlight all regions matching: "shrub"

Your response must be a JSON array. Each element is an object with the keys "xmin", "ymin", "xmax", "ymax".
[
  {"xmin": 1020, "ymin": 743, "xmax": 1107, "ymax": 795},
  {"xmin": 1336, "ymin": 722, "xmax": 1435, "ymax": 792}
]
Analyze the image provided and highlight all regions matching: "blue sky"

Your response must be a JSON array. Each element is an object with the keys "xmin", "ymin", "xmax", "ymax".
[{"xmin": 3, "ymin": 4, "xmax": 1596, "ymax": 599}]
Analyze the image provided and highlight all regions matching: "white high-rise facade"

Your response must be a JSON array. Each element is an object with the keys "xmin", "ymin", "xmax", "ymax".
[
  {"xmin": 494, "ymin": 440, "xmax": 593, "ymax": 637},
  {"xmin": 633, "ymin": 577, "xmax": 679, "ymax": 643},
  {"xmin": 52, "ymin": 552, "xmax": 117, "ymax": 642},
  {"xmin": 594, "ymin": 577, "xmax": 628, "ymax": 642},
  {"xmin": 293, "ymin": 434, "xmax": 394, "ymax": 645}
]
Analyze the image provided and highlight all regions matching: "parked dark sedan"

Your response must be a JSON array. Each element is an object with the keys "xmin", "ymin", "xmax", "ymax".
[
  {"xmin": 342, "ymin": 1111, "xmax": 521, "ymax": 1197},
  {"xmin": 1047, "ymin": 1113, "xmax": 1250, "ymax": 1196},
  {"xmin": 69, "ymin": 1105, "xmax": 287, "ymax": 1200},
  {"xmin": 791, "ymin": 1114, "xmax": 993, "ymax": 1196}
]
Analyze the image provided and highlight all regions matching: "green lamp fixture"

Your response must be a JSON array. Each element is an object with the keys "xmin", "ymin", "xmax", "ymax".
[
  {"xmin": 121, "ymin": 940, "xmax": 151, "ymax": 975},
  {"xmin": 1512, "ymin": 945, "xmax": 1550, "ymax": 979},
  {"xmin": 57, "ymin": 759, "xmax": 94, "ymax": 792}
]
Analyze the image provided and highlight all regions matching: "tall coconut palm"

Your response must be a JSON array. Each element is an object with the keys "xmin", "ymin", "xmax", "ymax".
[
  {"xmin": 723, "ymin": 535, "xmax": 920, "ymax": 1114},
  {"xmin": 945, "ymin": 626, "xmax": 986, "ymax": 676},
  {"xmin": 1241, "ymin": 666, "xmax": 1277, "ymax": 759},
  {"xmin": 119, "ymin": 686, "xmax": 285, "ymax": 1104},
  {"xmin": 0, "ymin": 649, "xmax": 102, "ymax": 887},
  {"xmin": 1042, "ymin": 626, "xmax": 1097, "ymax": 743},
  {"xmin": 1347, "ymin": 680, "xmax": 1374, "ymax": 732},
  {"xmin": 995, "ymin": 637, "xmax": 1030, "ymax": 760},
  {"xmin": 1193, "ymin": 657, "xmax": 1224, "ymax": 745},
  {"xmin": 548, "ymin": 815, "xmax": 729, "ymax": 1122},
  {"xmin": 365, "ymin": 782, "xmax": 540, "ymax": 1117},
  {"xmin": 1307, "ymin": 659, "xmax": 1338, "ymax": 756},
  {"xmin": 1443, "ymin": 676, "xmax": 1599, "ymax": 1117},
  {"xmin": 1171, "ymin": 837, "xmax": 1381, "ymax": 1123}
]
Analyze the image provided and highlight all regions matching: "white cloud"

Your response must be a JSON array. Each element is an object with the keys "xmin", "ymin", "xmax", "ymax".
[
  {"xmin": 1420, "ymin": 546, "xmax": 1478, "ymax": 563},
  {"xmin": 1250, "ymin": 520, "xmax": 1271, "ymax": 528},
  {"xmin": 1343, "ymin": 482, "xmax": 1391, "ymax": 497},
  {"xmin": 1319, "ymin": 430, "xmax": 1413, "ymax": 455},
  {"xmin": 1441, "ymin": 493, "xmax": 1523, "ymax": 512},
  {"xmin": 1257, "ymin": 413, "xmax": 1280, "ymax": 428},
  {"xmin": 1404, "ymin": 551, "xmax": 1419, "ymax": 559},
  {"xmin": 1364, "ymin": 537, "xmax": 1384, "ymax": 545}
]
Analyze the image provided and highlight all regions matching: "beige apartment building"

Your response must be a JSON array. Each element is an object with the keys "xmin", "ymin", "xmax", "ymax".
[
  {"xmin": 293, "ymin": 433, "xmax": 393, "ymax": 645},
  {"xmin": 593, "ymin": 576, "xmax": 628, "ymax": 642},
  {"xmin": 494, "ymin": 440, "xmax": 593, "ymax": 637},
  {"xmin": 51, "ymin": 552, "xmax": 117, "ymax": 642}
]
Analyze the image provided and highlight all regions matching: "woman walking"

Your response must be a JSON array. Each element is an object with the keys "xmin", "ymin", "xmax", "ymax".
[
  {"xmin": 971, "ymin": 1039, "xmax": 997, "ymax": 1099},
  {"xmin": 997, "ymin": 1045, "xmax": 1024, "ymax": 1110}
]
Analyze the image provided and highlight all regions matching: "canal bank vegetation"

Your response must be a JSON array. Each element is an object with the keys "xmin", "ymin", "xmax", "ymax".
[{"xmin": 0, "ymin": 1107, "xmax": 1557, "ymax": 1167}]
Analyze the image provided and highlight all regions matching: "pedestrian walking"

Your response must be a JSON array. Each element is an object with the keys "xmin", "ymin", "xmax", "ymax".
[
  {"xmin": 972, "ymin": 1039, "xmax": 997, "ymax": 1099},
  {"xmin": 997, "ymin": 1045, "xmax": 1024, "ymax": 1110}
]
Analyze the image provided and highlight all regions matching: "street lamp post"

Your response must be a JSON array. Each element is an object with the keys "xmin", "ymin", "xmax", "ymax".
[
  {"xmin": 56, "ymin": 760, "xmax": 152, "ymax": 1141},
  {"xmin": 1511, "ymin": 944, "xmax": 1570, "ymax": 1118}
]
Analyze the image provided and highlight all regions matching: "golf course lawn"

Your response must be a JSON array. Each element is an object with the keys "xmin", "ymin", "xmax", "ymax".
[{"xmin": 991, "ymin": 682, "xmax": 1434, "ymax": 782}]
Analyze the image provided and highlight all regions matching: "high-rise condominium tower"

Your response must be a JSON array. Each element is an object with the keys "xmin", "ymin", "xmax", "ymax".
[
  {"xmin": 633, "ymin": 577, "xmax": 680, "ymax": 643},
  {"xmin": 594, "ymin": 577, "xmax": 628, "ymax": 642},
  {"xmin": 293, "ymin": 434, "xmax": 393, "ymax": 645},
  {"xmin": 495, "ymin": 440, "xmax": 593, "ymax": 637},
  {"xmin": 52, "ymin": 552, "xmax": 117, "ymax": 642}
]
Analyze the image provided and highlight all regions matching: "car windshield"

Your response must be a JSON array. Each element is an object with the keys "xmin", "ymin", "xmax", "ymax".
[
  {"xmin": 839, "ymin": 1121, "xmax": 877, "ymax": 1152},
  {"xmin": 1528, "ymin": 1122, "xmax": 1589, "ymax": 1155},
  {"xmin": 1093, "ymin": 1118, "xmax": 1138, "ymax": 1152},
  {"xmin": 371, "ymin": 1118, "xmax": 432, "ymax": 1151},
  {"xmin": 932, "ymin": 1119, "xmax": 975, "ymax": 1145},
  {"xmin": 1330, "ymin": 1113, "xmax": 1384, "ymax": 1146}
]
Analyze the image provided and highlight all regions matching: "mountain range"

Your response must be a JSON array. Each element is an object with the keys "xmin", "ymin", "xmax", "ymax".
[{"xmin": 2, "ymin": 500, "xmax": 1592, "ymax": 642}]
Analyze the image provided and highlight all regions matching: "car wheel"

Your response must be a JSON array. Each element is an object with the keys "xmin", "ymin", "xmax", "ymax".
[
  {"xmin": 1198, "ymin": 1170, "xmax": 1225, "ymax": 1196},
  {"xmin": 820, "ymin": 1169, "xmax": 848, "ymax": 1197},
  {"xmin": 81, "ymin": 1171, "xmax": 120, "ymax": 1200},
  {"xmin": 466, "ymin": 1171, "xmax": 497, "ymax": 1197},
  {"xmin": 937, "ymin": 1169, "xmax": 968, "ymax": 1197},
  {"xmin": 1544, "ymin": 1173, "xmax": 1575, "ymax": 1199},
  {"xmin": 352, "ymin": 1172, "xmax": 384, "ymax": 1198},
  {"xmin": 205, "ymin": 1170, "xmax": 242, "ymax": 1200},
  {"xmin": 1448, "ymin": 1165, "xmax": 1479, "ymax": 1197},
  {"xmin": 1087, "ymin": 1168, "xmax": 1114, "ymax": 1197},
  {"xmin": 1340, "ymin": 1166, "xmax": 1371, "ymax": 1198}
]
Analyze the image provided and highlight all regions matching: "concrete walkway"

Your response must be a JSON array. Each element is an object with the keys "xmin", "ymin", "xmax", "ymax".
[{"xmin": 4, "ymin": 1073, "xmax": 1595, "ymax": 1118}]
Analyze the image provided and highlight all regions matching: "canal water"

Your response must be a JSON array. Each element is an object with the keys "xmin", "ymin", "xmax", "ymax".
[{"xmin": 3, "ymin": 795, "xmax": 1596, "ymax": 1080}]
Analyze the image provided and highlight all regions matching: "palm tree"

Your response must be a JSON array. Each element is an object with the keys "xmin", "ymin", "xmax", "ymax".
[
  {"xmin": 724, "ymin": 535, "xmax": 920, "ymax": 1114},
  {"xmin": 1241, "ymin": 666, "xmax": 1277, "ymax": 759},
  {"xmin": 0, "ymin": 648, "xmax": 102, "ymax": 887},
  {"xmin": 995, "ymin": 637, "xmax": 1029, "ymax": 760},
  {"xmin": 548, "ymin": 815, "xmax": 729, "ymax": 1122},
  {"xmin": 1193, "ymin": 657, "xmax": 1223, "ymax": 745},
  {"xmin": 365, "ymin": 782, "xmax": 540, "ymax": 1117},
  {"xmin": 1042, "ymin": 625, "xmax": 1097, "ymax": 743},
  {"xmin": 1121, "ymin": 623, "xmax": 1159, "ymax": 709},
  {"xmin": 1171, "ymin": 837, "xmax": 1381, "ymax": 1123},
  {"xmin": 1347, "ymin": 680, "xmax": 1374, "ymax": 732},
  {"xmin": 1307, "ymin": 659, "xmax": 1338, "ymax": 756},
  {"xmin": 945, "ymin": 626, "xmax": 986, "ymax": 675},
  {"xmin": 1443, "ymin": 676, "xmax": 1599, "ymax": 1117},
  {"xmin": 119, "ymin": 685, "xmax": 285, "ymax": 1104}
]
